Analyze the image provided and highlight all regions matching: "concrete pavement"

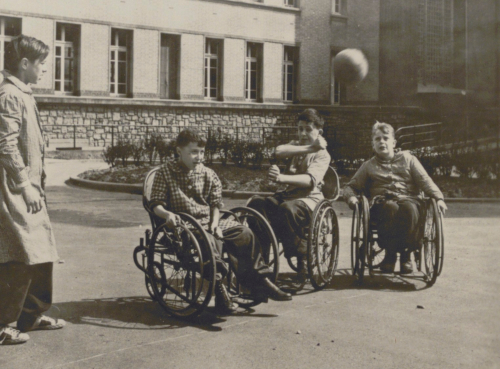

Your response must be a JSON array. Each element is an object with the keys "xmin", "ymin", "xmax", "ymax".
[{"xmin": 0, "ymin": 160, "xmax": 499, "ymax": 368}]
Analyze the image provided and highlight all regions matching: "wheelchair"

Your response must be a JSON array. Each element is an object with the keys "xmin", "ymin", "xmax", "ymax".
[
  {"xmin": 248, "ymin": 166, "xmax": 341, "ymax": 290},
  {"xmin": 351, "ymin": 194, "xmax": 444, "ymax": 286},
  {"xmin": 133, "ymin": 166, "xmax": 280, "ymax": 318}
]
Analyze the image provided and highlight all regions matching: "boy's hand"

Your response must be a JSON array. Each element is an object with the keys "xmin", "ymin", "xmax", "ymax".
[
  {"xmin": 268, "ymin": 164, "xmax": 281, "ymax": 183},
  {"xmin": 311, "ymin": 136, "xmax": 327, "ymax": 151},
  {"xmin": 210, "ymin": 225, "xmax": 223, "ymax": 240},
  {"xmin": 347, "ymin": 196, "xmax": 359, "ymax": 210},
  {"xmin": 164, "ymin": 212, "xmax": 181, "ymax": 229},
  {"xmin": 437, "ymin": 199, "xmax": 447, "ymax": 215},
  {"xmin": 22, "ymin": 185, "xmax": 43, "ymax": 214}
]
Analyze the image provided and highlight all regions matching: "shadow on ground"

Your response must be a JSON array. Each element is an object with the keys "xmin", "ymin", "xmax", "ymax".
[
  {"xmin": 51, "ymin": 296, "xmax": 278, "ymax": 332},
  {"xmin": 278, "ymin": 268, "xmax": 429, "ymax": 295}
]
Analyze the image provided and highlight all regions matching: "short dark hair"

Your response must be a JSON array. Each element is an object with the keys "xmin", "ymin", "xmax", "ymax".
[
  {"xmin": 4, "ymin": 35, "xmax": 50, "ymax": 73},
  {"xmin": 176, "ymin": 128, "xmax": 207, "ymax": 148},
  {"xmin": 297, "ymin": 108, "xmax": 324, "ymax": 129}
]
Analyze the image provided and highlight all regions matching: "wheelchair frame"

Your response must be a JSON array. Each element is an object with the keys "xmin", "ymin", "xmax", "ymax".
[
  {"xmin": 351, "ymin": 194, "xmax": 444, "ymax": 286},
  {"xmin": 133, "ymin": 166, "xmax": 280, "ymax": 318},
  {"xmin": 250, "ymin": 166, "xmax": 341, "ymax": 290}
]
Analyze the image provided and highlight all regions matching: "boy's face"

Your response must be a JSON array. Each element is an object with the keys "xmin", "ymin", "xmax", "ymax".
[
  {"xmin": 298, "ymin": 120, "xmax": 322, "ymax": 145},
  {"xmin": 24, "ymin": 57, "xmax": 47, "ymax": 85},
  {"xmin": 176, "ymin": 142, "xmax": 205, "ymax": 170},
  {"xmin": 372, "ymin": 130, "xmax": 396, "ymax": 159}
]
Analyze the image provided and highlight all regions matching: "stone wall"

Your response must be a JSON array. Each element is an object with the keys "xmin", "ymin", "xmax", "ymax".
[{"xmin": 38, "ymin": 102, "xmax": 428, "ymax": 159}]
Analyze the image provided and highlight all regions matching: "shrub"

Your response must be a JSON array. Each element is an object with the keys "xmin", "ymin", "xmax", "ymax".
[
  {"xmin": 143, "ymin": 133, "xmax": 162, "ymax": 164},
  {"xmin": 218, "ymin": 134, "xmax": 232, "ymax": 166},
  {"xmin": 230, "ymin": 140, "xmax": 248, "ymax": 167},
  {"xmin": 102, "ymin": 145, "xmax": 119, "ymax": 167},
  {"xmin": 246, "ymin": 141, "xmax": 266, "ymax": 169},
  {"xmin": 130, "ymin": 140, "xmax": 145, "ymax": 166},
  {"xmin": 205, "ymin": 130, "xmax": 218, "ymax": 165}
]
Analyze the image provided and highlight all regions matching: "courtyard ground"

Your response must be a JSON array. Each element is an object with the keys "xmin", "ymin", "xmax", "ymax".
[{"xmin": 0, "ymin": 159, "xmax": 498, "ymax": 369}]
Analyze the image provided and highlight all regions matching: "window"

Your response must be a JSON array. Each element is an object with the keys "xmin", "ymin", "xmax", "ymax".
[
  {"xmin": 55, "ymin": 23, "xmax": 80, "ymax": 94},
  {"xmin": 0, "ymin": 16, "xmax": 21, "ymax": 71},
  {"xmin": 245, "ymin": 42, "xmax": 262, "ymax": 102},
  {"xmin": 204, "ymin": 39, "xmax": 222, "ymax": 100},
  {"xmin": 283, "ymin": 46, "xmax": 298, "ymax": 102},
  {"xmin": 332, "ymin": 0, "xmax": 341, "ymax": 14},
  {"xmin": 110, "ymin": 28, "xmax": 132, "ymax": 96},
  {"xmin": 331, "ymin": 53, "xmax": 341, "ymax": 105},
  {"xmin": 284, "ymin": 0, "xmax": 297, "ymax": 7}
]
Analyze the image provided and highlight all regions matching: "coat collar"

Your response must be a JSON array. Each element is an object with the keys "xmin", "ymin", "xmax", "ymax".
[{"xmin": 2, "ymin": 70, "xmax": 33, "ymax": 94}]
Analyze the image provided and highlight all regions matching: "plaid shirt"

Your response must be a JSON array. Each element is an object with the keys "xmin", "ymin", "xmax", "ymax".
[{"xmin": 150, "ymin": 161, "xmax": 237, "ymax": 229}]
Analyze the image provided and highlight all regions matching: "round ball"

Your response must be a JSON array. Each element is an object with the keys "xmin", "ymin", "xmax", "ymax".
[{"xmin": 333, "ymin": 49, "xmax": 368, "ymax": 85}]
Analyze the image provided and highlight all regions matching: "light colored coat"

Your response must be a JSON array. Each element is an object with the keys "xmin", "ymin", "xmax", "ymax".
[{"xmin": 0, "ymin": 72, "xmax": 57, "ymax": 265}]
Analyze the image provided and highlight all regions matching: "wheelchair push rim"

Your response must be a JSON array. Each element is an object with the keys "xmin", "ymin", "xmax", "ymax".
[
  {"xmin": 421, "ymin": 198, "xmax": 443, "ymax": 286},
  {"xmin": 307, "ymin": 200, "xmax": 340, "ymax": 290},
  {"xmin": 147, "ymin": 218, "xmax": 216, "ymax": 318},
  {"xmin": 351, "ymin": 198, "xmax": 368, "ymax": 281}
]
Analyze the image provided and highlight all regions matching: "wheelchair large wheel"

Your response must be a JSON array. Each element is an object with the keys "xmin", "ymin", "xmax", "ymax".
[
  {"xmin": 221, "ymin": 207, "xmax": 280, "ymax": 282},
  {"xmin": 351, "ymin": 197, "xmax": 369, "ymax": 281},
  {"xmin": 307, "ymin": 200, "xmax": 339, "ymax": 290},
  {"xmin": 145, "ymin": 261, "xmax": 166, "ymax": 301},
  {"xmin": 421, "ymin": 199, "xmax": 443, "ymax": 286},
  {"xmin": 147, "ymin": 214, "xmax": 216, "ymax": 318},
  {"xmin": 220, "ymin": 207, "xmax": 280, "ymax": 308}
]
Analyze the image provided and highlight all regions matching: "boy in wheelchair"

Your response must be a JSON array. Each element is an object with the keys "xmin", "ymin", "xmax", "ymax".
[
  {"xmin": 344, "ymin": 122, "xmax": 447, "ymax": 274},
  {"xmin": 149, "ymin": 129, "xmax": 291, "ymax": 315},
  {"xmin": 248, "ymin": 109, "xmax": 331, "ymax": 282}
]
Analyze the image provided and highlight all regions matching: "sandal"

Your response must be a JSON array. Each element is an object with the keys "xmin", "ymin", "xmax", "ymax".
[
  {"xmin": 28, "ymin": 316, "xmax": 66, "ymax": 332},
  {"xmin": 0, "ymin": 326, "xmax": 30, "ymax": 345}
]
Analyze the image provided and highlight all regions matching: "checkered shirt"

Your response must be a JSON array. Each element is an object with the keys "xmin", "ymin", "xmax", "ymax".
[{"xmin": 149, "ymin": 161, "xmax": 237, "ymax": 230}]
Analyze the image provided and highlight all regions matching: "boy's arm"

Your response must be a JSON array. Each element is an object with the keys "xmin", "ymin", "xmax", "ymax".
[
  {"xmin": 209, "ymin": 206, "xmax": 223, "ymax": 239},
  {"xmin": 275, "ymin": 136, "xmax": 327, "ymax": 159},
  {"xmin": 344, "ymin": 162, "xmax": 369, "ymax": 209},
  {"xmin": 207, "ymin": 169, "xmax": 224, "ymax": 237},
  {"xmin": 0, "ymin": 93, "xmax": 43, "ymax": 214},
  {"xmin": 409, "ymin": 156, "xmax": 447, "ymax": 214},
  {"xmin": 270, "ymin": 147, "xmax": 330, "ymax": 188},
  {"xmin": 149, "ymin": 168, "xmax": 181, "ymax": 228}
]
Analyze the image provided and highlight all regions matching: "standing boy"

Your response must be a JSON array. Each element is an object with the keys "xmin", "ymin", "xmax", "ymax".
[
  {"xmin": 149, "ymin": 128, "xmax": 292, "ymax": 315},
  {"xmin": 247, "ymin": 109, "xmax": 331, "ymax": 282},
  {"xmin": 0, "ymin": 35, "xmax": 65, "ymax": 345}
]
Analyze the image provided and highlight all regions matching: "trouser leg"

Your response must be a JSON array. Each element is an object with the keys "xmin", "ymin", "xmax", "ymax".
[
  {"xmin": 371, "ymin": 200, "xmax": 399, "ymax": 262},
  {"xmin": 0, "ymin": 262, "xmax": 31, "ymax": 326},
  {"xmin": 222, "ymin": 225, "xmax": 272, "ymax": 289},
  {"xmin": 0, "ymin": 262, "xmax": 53, "ymax": 329},
  {"xmin": 393, "ymin": 198, "xmax": 424, "ymax": 256},
  {"xmin": 278, "ymin": 200, "xmax": 312, "ymax": 257},
  {"xmin": 17, "ymin": 263, "xmax": 53, "ymax": 331}
]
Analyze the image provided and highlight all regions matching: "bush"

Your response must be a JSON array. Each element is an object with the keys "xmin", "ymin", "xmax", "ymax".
[
  {"xmin": 102, "ymin": 145, "xmax": 119, "ymax": 167},
  {"xmin": 230, "ymin": 140, "xmax": 248, "ymax": 167},
  {"xmin": 143, "ymin": 133, "xmax": 162, "ymax": 164},
  {"xmin": 217, "ymin": 134, "xmax": 232, "ymax": 166},
  {"xmin": 245, "ymin": 141, "xmax": 266, "ymax": 169},
  {"xmin": 130, "ymin": 140, "xmax": 145, "ymax": 166}
]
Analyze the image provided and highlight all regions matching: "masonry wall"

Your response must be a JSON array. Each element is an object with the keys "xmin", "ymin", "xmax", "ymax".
[{"xmin": 37, "ymin": 102, "xmax": 427, "ymax": 159}]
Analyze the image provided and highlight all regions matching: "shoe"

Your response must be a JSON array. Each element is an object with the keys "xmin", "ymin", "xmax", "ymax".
[
  {"xmin": 214, "ymin": 281, "xmax": 237, "ymax": 315},
  {"xmin": 378, "ymin": 252, "xmax": 396, "ymax": 274},
  {"xmin": 400, "ymin": 261, "xmax": 414, "ymax": 274},
  {"xmin": 20, "ymin": 316, "xmax": 66, "ymax": 332},
  {"xmin": 296, "ymin": 255, "xmax": 308, "ymax": 284},
  {"xmin": 399, "ymin": 250, "xmax": 414, "ymax": 274},
  {"xmin": 0, "ymin": 326, "xmax": 29, "ymax": 345},
  {"xmin": 255, "ymin": 278, "xmax": 292, "ymax": 301}
]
